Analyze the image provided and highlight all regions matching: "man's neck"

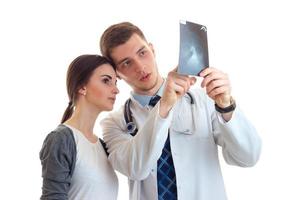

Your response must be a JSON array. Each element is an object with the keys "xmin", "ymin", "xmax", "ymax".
[{"xmin": 134, "ymin": 76, "xmax": 164, "ymax": 96}]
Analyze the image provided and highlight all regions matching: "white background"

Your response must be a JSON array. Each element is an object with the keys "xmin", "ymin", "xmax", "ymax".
[{"xmin": 1, "ymin": 0, "xmax": 300, "ymax": 199}]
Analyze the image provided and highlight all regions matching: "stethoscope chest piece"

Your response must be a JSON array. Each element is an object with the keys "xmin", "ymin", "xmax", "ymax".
[{"xmin": 126, "ymin": 121, "xmax": 137, "ymax": 135}]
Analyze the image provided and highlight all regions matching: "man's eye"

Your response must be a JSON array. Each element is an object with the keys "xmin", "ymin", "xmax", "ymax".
[
  {"xmin": 120, "ymin": 60, "xmax": 131, "ymax": 69},
  {"xmin": 140, "ymin": 50, "xmax": 146, "ymax": 56},
  {"xmin": 123, "ymin": 60, "xmax": 131, "ymax": 67}
]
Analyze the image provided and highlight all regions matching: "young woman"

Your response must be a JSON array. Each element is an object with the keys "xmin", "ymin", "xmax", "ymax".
[{"xmin": 40, "ymin": 54, "xmax": 119, "ymax": 200}]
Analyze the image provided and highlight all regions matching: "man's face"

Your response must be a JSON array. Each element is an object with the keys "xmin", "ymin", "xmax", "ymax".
[{"xmin": 110, "ymin": 33, "xmax": 163, "ymax": 95}]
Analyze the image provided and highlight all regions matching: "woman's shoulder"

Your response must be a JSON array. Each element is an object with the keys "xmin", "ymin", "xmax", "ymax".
[
  {"xmin": 47, "ymin": 124, "xmax": 73, "ymax": 139},
  {"xmin": 41, "ymin": 124, "xmax": 75, "ymax": 151}
]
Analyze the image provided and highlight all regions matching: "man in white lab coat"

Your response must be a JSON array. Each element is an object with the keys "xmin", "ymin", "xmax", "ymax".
[{"xmin": 99, "ymin": 22, "xmax": 261, "ymax": 200}]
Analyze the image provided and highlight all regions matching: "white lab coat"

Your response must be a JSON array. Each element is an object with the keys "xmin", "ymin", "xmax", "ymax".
[{"xmin": 100, "ymin": 88, "xmax": 261, "ymax": 200}]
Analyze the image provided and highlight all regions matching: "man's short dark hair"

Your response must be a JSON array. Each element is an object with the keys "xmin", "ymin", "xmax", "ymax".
[{"xmin": 100, "ymin": 22, "xmax": 147, "ymax": 61}]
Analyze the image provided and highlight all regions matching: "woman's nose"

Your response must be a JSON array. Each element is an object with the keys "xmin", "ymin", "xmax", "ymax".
[{"xmin": 113, "ymin": 85, "xmax": 119, "ymax": 94}]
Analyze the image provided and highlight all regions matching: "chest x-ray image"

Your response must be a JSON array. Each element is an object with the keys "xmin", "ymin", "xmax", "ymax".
[{"xmin": 178, "ymin": 20, "xmax": 209, "ymax": 76}]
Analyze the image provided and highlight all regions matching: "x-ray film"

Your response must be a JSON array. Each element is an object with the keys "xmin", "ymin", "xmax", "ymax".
[{"xmin": 178, "ymin": 21, "xmax": 209, "ymax": 76}]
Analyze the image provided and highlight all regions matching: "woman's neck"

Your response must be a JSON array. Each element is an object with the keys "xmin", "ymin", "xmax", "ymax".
[{"xmin": 64, "ymin": 104, "xmax": 100, "ymax": 138}]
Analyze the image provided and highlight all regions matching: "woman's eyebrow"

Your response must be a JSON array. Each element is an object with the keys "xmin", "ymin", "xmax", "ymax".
[{"xmin": 100, "ymin": 75, "xmax": 112, "ymax": 79}]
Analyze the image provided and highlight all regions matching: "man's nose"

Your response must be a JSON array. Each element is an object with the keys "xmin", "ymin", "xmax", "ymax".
[{"xmin": 134, "ymin": 59, "xmax": 145, "ymax": 72}]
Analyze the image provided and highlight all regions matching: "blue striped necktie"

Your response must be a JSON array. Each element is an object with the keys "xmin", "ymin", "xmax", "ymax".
[{"xmin": 149, "ymin": 95, "xmax": 178, "ymax": 200}]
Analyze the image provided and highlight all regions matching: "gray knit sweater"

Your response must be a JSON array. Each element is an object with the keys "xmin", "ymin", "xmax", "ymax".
[{"xmin": 39, "ymin": 124, "xmax": 108, "ymax": 200}]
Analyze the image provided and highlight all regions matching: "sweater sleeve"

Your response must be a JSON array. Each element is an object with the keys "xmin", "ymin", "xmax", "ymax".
[{"xmin": 39, "ymin": 126, "xmax": 76, "ymax": 200}]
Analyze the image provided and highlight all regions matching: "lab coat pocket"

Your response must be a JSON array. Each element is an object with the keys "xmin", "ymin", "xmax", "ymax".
[
  {"xmin": 171, "ymin": 103, "xmax": 195, "ymax": 135},
  {"xmin": 171, "ymin": 103, "xmax": 211, "ymax": 139}
]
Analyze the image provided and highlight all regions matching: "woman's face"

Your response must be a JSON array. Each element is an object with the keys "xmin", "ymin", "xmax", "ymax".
[{"xmin": 83, "ymin": 64, "xmax": 119, "ymax": 111}]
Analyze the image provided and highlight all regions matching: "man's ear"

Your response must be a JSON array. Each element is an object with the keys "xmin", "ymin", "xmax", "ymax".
[{"xmin": 148, "ymin": 42, "xmax": 155, "ymax": 56}]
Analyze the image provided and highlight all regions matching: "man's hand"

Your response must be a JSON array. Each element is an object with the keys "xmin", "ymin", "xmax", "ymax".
[
  {"xmin": 159, "ymin": 70, "xmax": 196, "ymax": 118},
  {"xmin": 199, "ymin": 67, "xmax": 234, "ymax": 121},
  {"xmin": 199, "ymin": 67, "xmax": 232, "ymax": 107}
]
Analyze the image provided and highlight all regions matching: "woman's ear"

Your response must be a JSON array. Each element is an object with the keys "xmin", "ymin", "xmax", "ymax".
[{"xmin": 78, "ymin": 87, "xmax": 87, "ymax": 96}]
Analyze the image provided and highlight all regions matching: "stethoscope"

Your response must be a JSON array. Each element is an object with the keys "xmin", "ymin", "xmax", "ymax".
[{"xmin": 124, "ymin": 92, "xmax": 195, "ymax": 136}]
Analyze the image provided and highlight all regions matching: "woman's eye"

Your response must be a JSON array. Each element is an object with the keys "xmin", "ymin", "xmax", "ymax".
[{"xmin": 103, "ymin": 78, "xmax": 110, "ymax": 84}]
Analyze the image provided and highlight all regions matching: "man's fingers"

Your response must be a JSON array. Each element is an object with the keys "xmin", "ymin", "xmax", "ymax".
[
  {"xmin": 165, "ymin": 71, "xmax": 198, "ymax": 102},
  {"xmin": 207, "ymin": 85, "xmax": 231, "ymax": 99},
  {"xmin": 173, "ymin": 83, "xmax": 186, "ymax": 96},
  {"xmin": 173, "ymin": 75, "xmax": 197, "ymax": 94},
  {"xmin": 174, "ymin": 78, "xmax": 191, "ymax": 93},
  {"xmin": 171, "ymin": 66, "xmax": 178, "ymax": 72},
  {"xmin": 201, "ymin": 72, "xmax": 228, "ymax": 88},
  {"xmin": 190, "ymin": 77, "xmax": 197, "ymax": 86},
  {"xmin": 206, "ymin": 79, "xmax": 230, "ymax": 94},
  {"xmin": 199, "ymin": 67, "xmax": 215, "ymax": 77}
]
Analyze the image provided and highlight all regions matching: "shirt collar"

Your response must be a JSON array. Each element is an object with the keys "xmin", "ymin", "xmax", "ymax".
[{"xmin": 131, "ymin": 79, "xmax": 165, "ymax": 107}]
